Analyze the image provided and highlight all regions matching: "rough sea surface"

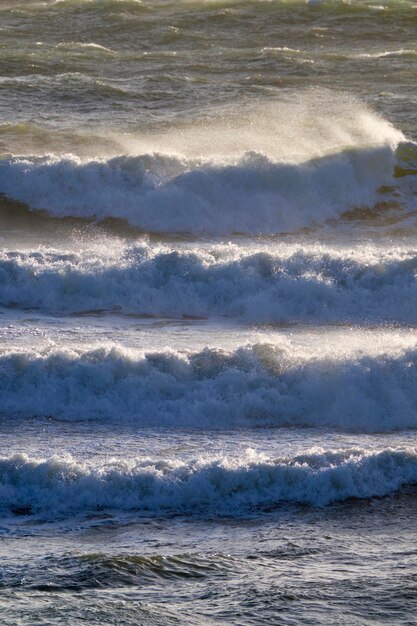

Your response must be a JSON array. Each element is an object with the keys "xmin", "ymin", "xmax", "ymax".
[{"xmin": 1, "ymin": 1, "xmax": 417, "ymax": 624}]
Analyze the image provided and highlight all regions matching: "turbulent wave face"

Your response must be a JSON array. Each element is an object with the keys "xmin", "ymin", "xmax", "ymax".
[
  {"xmin": 0, "ymin": 96, "xmax": 407, "ymax": 235},
  {"xmin": 1, "ymin": 448, "xmax": 417, "ymax": 519},
  {"xmin": 1, "ymin": 343, "xmax": 417, "ymax": 430},
  {"xmin": 1, "ymin": 243, "xmax": 417, "ymax": 323},
  {"xmin": 0, "ymin": 147, "xmax": 397, "ymax": 235}
]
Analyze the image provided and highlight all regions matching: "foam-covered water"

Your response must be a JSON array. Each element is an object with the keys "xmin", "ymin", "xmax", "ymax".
[
  {"xmin": 0, "ymin": 97, "xmax": 410, "ymax": 234},
  {"xmin": 0, "ymin": 144, "xmax": 399, "ymax": 234},
  {"xmin": 2, "ymin": 341, "xmax": 417, "ymax": 431},
  {"xmin": 1, "ymin": 1, "xmax": 417, "ymax": 624},
  {"xmin": 2, "ymin": 241, "xmax": 417, "ymax": 322},
  {"xmin": 2, "ymin": 447, "xmax": 417, "ymax": 518}
]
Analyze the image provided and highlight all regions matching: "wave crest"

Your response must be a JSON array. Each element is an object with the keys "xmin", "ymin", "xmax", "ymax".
[
  {"xmin": 0, "ymin": 144, "xmax": 399, "ymax": 235},
  {"xmin": 1, "ymin": 343, "xmax": 417, "ymax": 430},
  {"xmin": 1, "ymin": 448, "xmax": 416, "ymax": 518},
  {"xmin": 1, "ymin": 243, "xmax": 417, "ymax": 323}
]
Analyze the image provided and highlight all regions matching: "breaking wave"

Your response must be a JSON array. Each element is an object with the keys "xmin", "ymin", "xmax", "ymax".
[
  {"xmin": 1, "ymin": 243, "xmax": 417, "ymax": 323},
  {"xmin": 1, "ymin": 447, "xmax": 417, "ymax": 519},
  {"xmin": 1, "ymin": 343, "xmax": 417, "ymax": 430},
  {"xmin": 0, "ymin": 144, "xmax": 402, "ymax": 235}
]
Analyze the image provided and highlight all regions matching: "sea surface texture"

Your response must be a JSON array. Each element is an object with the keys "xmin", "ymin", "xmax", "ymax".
[{"xmin": 1, "ymin": 1, "xmax": 417, "ymax": 624}]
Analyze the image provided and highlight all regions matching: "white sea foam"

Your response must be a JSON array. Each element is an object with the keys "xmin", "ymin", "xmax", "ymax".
[
  {"xmin": 1, "ymin": 343, "xmax": 417, "ymax": 430},
  {"xmin": 55, "ymin": 41, "xmax": 117, "ymax": 54},
  {"xmin": 1, "ymin": 243, "xmax": 417, "ymax": 323},
  {"xmin": 0, "ymin": 146, "xmax": 398, "ymax": 234},
  {"xmin": 355, "ymin": 49, "xmax": 417, "ymax": 59},
  {"xmin": 1, "ymin": 447, "xmax": 416, "ymax": 518},
  {"xmin": 0, "ymin": 92, "xmax": 406, "ymax": 234}
]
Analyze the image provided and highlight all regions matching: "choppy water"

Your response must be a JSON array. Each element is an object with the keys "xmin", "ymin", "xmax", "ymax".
[{"xmin": 1, "ymin": 1, "xmax": 417, "ymax": 624}]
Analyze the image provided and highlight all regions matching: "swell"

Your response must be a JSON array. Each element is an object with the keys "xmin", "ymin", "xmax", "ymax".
[
  {"xmin": 4, "ymin": 0, "xmax": 416, "ymax": 13},
  {"xmin": 1, "ymin": 343, "xmax": 417, "ymax": 430},
  {"xmin": 1, "ymin": 244, "xmax": 417, "ymax": 324},
  {"xmin": 0, "ymin": 144, "xmax": 401, "ymax": 235},
  {"xmin": 1, "ymin": 551, "xmax": 236, "ymax": 591},
  {"xmin": 1, "ymin": 448, "xmax": 417, "ymax": 518}
]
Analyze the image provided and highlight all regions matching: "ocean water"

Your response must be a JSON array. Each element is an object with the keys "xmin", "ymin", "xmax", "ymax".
[{"xmin": 1, "ymin": 1, "xmax": 417, "ymax": 624}]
